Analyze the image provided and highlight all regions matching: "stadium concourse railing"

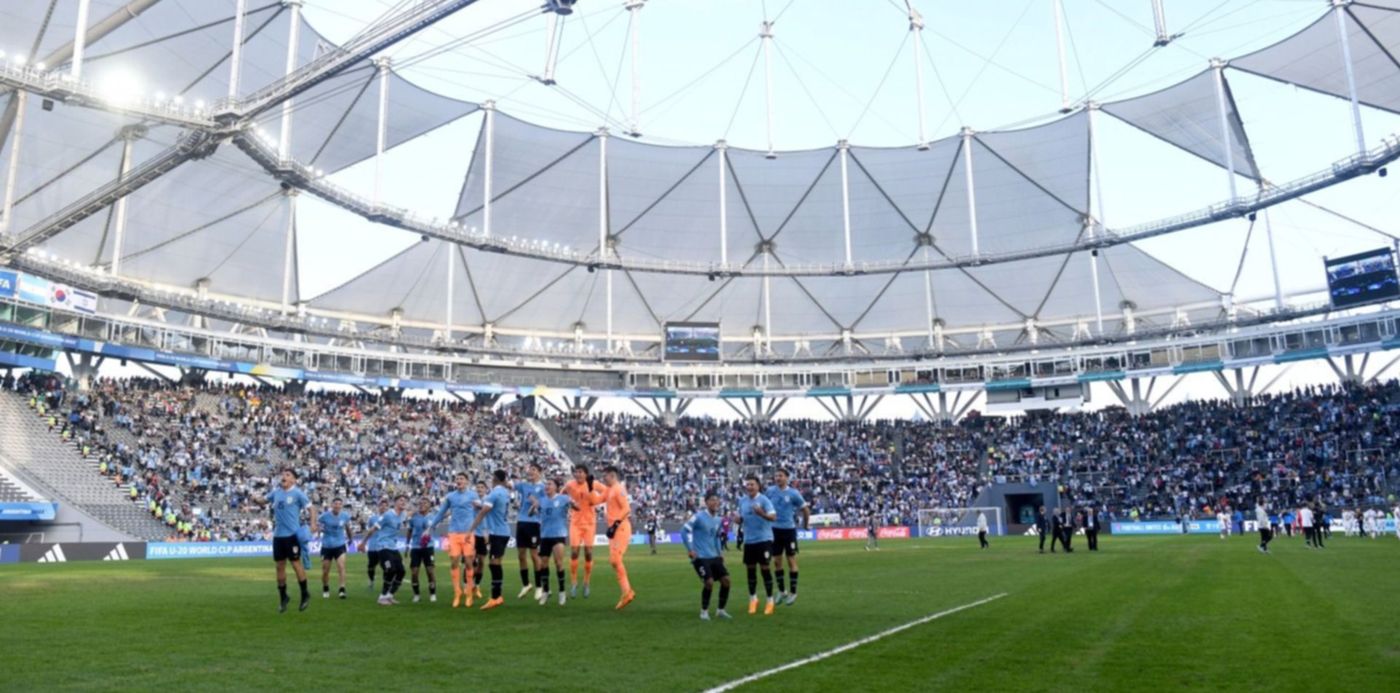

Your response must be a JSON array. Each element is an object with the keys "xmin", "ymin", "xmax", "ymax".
[
  {"xmin": 235, "ymin": 130, "xmax": 1400, "ymax": 278},
  {"xmin": 1, "ymin": 278, "xmax": 1399, "ymax": 401}
]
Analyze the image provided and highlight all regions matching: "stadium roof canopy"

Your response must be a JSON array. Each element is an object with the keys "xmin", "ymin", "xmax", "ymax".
[{"xmin": 2, "ymin": 0, "xmax": 1400, "ymax": 363}]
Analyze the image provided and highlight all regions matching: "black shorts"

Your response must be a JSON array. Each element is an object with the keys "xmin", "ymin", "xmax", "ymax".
[
  {"xmin": 410, "ymin": 547, "xmax": 435, "ymax": 568},
  {"xmin": 474, "ymin": 535, "xmax": 488, "ymax": 556},
  {"xmin": 742, "ymin": 541, "xmax": 772, "ymax": 566},
  {"xmin": 379, "ymin": 548, "xmax": 404, "ymax": 572},
  {"xmin": 772, "ymin": 528, "xmax": 799, "ymax": 556},
  {"xmin": 488, "ymin": 534, "xmax": 510, "ymax": 559},
  {"xmin": 272, "ymin": 535, "xmax": 301, "ymax": 562},
  {"xmin": 320, "ymin": 545, "xmax": 346, "ymax": 561},
  {"xmin": 515, "ymin": 522, "xmax": 541, "ymax": 550},
  {"xmin": 692, "ymin": 556, "xmax": 729, "ymax": 581},
  {"xmin": 540, "ymin": 537, "xmax": 566, "ymax": 556}
]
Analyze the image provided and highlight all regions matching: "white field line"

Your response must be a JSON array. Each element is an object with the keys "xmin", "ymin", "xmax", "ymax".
[{"xmin": 702, "ymin": 592, "xmax": 1009, "ymax": 692}]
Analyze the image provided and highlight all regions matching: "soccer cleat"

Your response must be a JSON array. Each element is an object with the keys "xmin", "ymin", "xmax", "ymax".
[
  {"xmin": 388, "ymin": 595, "xmax": 399, "ymax": 605},
  {"xmin": 480, "ymin": 597, "xmax": 504, "ymax": 611},
  {"xmin": 784, "ymin": 594, "xmax": 797, "ymax": 606},
  {"xmin": 748, "ymin": 598, "xmax": 758, "ymax": 615},
  {"xmin": 570, "ymin": 583, "xmax": 579, "ymax": 598},
  {"xmin": 700, "ymin": 610, "xmax": 711, "ymax": 621},
  {"xmin": 300, "ymin": 594, "xmax": 310, "ymax": 612},
  {"xmin": 413, "ymin": 595, "xmax": 421, "ymax": 603},
  {"xmin": 716, "ymin": 609, "xmax": 732, "ymax": 620},
  {"xmin": 465, "ymin": 593, "xmax": 475, "ymax": 608},
  {"xmin": 377, "ymin": 595, "xmax": 392, "ymax": 606},
  {"xmin": 474, "ymin": 587, "xmax": 484, "ymax": 599},
  {"xmin": 583, "ymin": 584, "xmax": 591, "ymax": 599},
  {"xmin": 339, "ymin": 589, "xmax": 347, "ymax": 600},
  {"xmin": 764, "ymin": 599, "xmax": 775, "ymax": 616},
  {"xmin": 558, "ymin": 591, "xmax": 567, "ymax": 606},
  {"xmin": 615, "ymin": 590, "xmax": 635, "ymax": 611},
  {"xmin": 430, "ymin": 594, "xmax": 437, "ymax": 603},
  {"xmin": 518, "ymin": 585, "xmax": 533, "ymax": 599},
  {"xmin": 322, "ymin": 591, "xmax": 330, "ymax": 599},
  {"xmin": 538, "ymin": 590, "xmax": 548, "ymax": 606},
  {"xmin": 279, "ymin": 594, "xmax": 290, "ymax": 614},
  {"xmin": 452, "ymin": 594, "xmax": 462, "ymax": 608}
]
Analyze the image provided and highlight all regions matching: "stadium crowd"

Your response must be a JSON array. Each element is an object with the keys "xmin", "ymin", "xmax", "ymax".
[{"xmin": 5, "ymin": 371, "xmax": 1399, "ymax": 542}]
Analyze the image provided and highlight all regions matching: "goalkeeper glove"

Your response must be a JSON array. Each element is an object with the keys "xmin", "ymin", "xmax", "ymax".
[
  {"xmin": 587, "ymin": 474, "xmax": 595, "ymax": 491},
  {"xmin": 606, "ymin": 521, "xmax": 620, "ymax": 539}
]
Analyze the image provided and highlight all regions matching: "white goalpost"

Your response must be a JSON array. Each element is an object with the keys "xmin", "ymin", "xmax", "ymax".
[{"xmin": 917, "ymin": 507, "xmax": 1004, "ymax": 538}]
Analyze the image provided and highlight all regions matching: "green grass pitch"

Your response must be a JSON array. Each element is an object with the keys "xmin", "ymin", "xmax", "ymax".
[{"xmin": 2, "ymin": 535, "xmax": 1398, "ymax": 691}]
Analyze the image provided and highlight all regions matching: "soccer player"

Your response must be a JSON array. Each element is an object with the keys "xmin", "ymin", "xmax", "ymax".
[
  {"xmin": 736, "ymin": 475, "xmax": 777, "ymax": 616},
  {"xmin": 361, "ymin": 499, "xmax": 389, "ymax": 592},
  {"xmin": 1255, "ymin": 499, "xmax": 1272, "ymax": 554},
  {"xmin": 407, "ymin": 498, "xmax": 438, "ymax": 603},
  {"xmin": 765, "ymin": 469, "xmax": 808, "ymax": 606},
  {"xmin": 1300, "ymin": 502, "xmax": 1315, "ymax": 548},
  {"xmin": 427, "ymin": 472, "xmax": 482, "ymax": 608},
  {"xmin": 977, "ymin": 511, "xmax": 990, "ymax": 549},
  {"xmin": 563, "ymin": 464, "xmax": 605, "ymax": 598},
  {"xmin": 514, "ymin": 464, "xmax": 546, "ymax": 599},
  {"xmin": 319, "ymin": 497, "xmax": 352, "ymax": 599},
  {"xmin": 266, "ymin": 468, "xmax": 315, "ymax": 613},
  {"xmin": 865, "ymin": 514, "xmax": 880, "ymax": 552},
  {"xmin": 473, "ymin": 481, "xmax": 490, "ymax": 601},
  {"xmin": 719, "ymin": 514, "xmax": 732, "ymax": 552},
  {"xmin": 538, "ymin": 478, "xmax": 572, "ymax": 605},
  {"xmin": 466, "ymin": 470, "xmax": 512, "ymax": 610},
  {"xmin": 600, "ymin": 466, "xmax": 636, "ymax": 610},
  {"xmin": 1393, "ymin": 503, "xmax": 1400, "ymax": 540},
  {"xmin": 684, "ymin": 491, "xmax": 732, "ymax": 620},
  {"xmin": 367, "ymin": 496, "xmax": 409, "ymax": 606}
]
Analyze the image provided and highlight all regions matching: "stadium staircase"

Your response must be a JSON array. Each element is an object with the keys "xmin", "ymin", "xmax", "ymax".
[
  {"xmin": 0, "ymin": 465, "xmax": 47, "ymax": 504},
  {"xmin": 0, "ymin": 392, "xmax": 169, "ymax": 540},
  {"xmin": 535, "ymin": 418, "xmax": 586, "ymax": 466}
]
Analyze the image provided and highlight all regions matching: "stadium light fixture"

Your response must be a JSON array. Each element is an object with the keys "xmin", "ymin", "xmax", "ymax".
[{"xmin": 14, "ymin": 55, "xmax": 27, "ymax": 67}]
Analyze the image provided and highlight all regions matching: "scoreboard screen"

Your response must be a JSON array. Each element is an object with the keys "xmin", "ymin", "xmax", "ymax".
[
  {"xmin": 1326, "ymin": 247, "xmax": 1400, "ymax": 309},
  {"xmin": 664, "ymin": 322, "xmax": 721, "ymax": 362}
]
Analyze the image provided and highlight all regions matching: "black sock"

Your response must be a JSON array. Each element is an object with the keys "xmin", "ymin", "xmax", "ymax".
[
  {"xmin": 278, "ymin": 583, "xmax": 288, "ymax": 599},
  {"xmin": 412, "ymin": 577, "xmax": 421, "ymax": 595},
  {"xmin": 322, "ymin": 581, "xmax": 329, "ymax": 592},
  {"xmin": 490, "ymin": 564, "xmax": 503, "ymax": 599},
  {"xmin": 790, "ymin": 571, "xmax": 798, "ymax": 594},
  {"xmin": 557, "ymin": 569, "xmax": 566, "ymax": 592},
  {"xmin": 520, "ymin": 568, "xmax": 530, "ymax": 587},
  {"xmin": 298, "ymin": 580, "xmax": 308, "ymax": 597},
  {"xmin": 535, "ymin": 569, "xmax": 546, "ymax": 590},
  {"xmin": 428, "ymin": 578, "xmax": 436, "ymax": 596},
  {"xmin": 719, "ymin": 583, "xmax": 730, "ymax": 609},
  {"xmin": 776, "ymin": 569, "xmax": 786, "ymax": 593},
  {"xmin": 761, "ymin": 569, "xmax": 773, "ymax": 597},
  {"xmin": 747, "ymin": 566, "xmax": 758, "ymax": 597},
  {"xmin": 702, "ymin": 585, "xmax": 713, "ymax": 610}
]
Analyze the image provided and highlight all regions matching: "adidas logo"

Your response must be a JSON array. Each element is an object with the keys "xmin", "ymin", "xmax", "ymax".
[
  {"xmin": 37, "ymin": 544, "xmax": 67, "ymax": 563},
  {"xmin": 103, "ymin": 544, "xmax": 131, "ymax": 561}
]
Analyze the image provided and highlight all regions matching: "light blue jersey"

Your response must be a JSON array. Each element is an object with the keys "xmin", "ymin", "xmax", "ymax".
[
  {"xmin": 372, "ymin": 509, "xmax": 403, "ymax": 551},
  {"xmin": 295, "ymin": 524, "xmax": 313, "ymax": 570},
  {"xmin": 516, "ymin": 481, "xmax": 545, "ymax": 524},
  {"xmin": 738, "ymin": 493, "xmax": 776, "ymax": 544},
  {"xmin": 764, "ymin": 485, "xmax": 807, "ymax": 530},
  {"xmin": 408, "ymin": 513, "xmax": 433, "ymax": 546},
  {"xmin": 318, "ymin": 510, "xmax": 350, "ymax": 549},
  {"xmin": 267, "ymin": 486, "xmax": 309, "ymax": 538},
  {"xmin": 482, "ymin": 486, "xmax": 511, "ymax": 537},
  {"xmin": 541, "ymin": 494, "xmax": 570, "ymax": 539},
  {"xmin": 431, "ymin": 489, "xmax": 480, "ymax": 534},
  {"xmin": 683, "ymin": 509, "xmax": 723, "ymax": 559}
]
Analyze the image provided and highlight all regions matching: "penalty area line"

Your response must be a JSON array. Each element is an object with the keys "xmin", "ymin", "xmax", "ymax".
[{"xmin": 702, "ymin": 592, "xmax": 1008, "ymax": 693}]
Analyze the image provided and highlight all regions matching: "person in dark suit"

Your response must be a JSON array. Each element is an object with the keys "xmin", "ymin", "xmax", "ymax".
[
  {"xmin": 1035, "ymin": 505, "xmax": 1050, "ymax": 553},
  {"xmin": 1063, "ymin": 509, "xmax": 1077, "ymax": 552},
  {"xmin": 1049, "ymin": 507, "xmax": 1068, "ymax": 553},
  {"xmin": 1084, "ymin": 506, "xmax": 1101, "ymax": 551}
]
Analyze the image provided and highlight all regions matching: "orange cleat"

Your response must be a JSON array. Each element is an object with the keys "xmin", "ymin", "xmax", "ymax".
[
  {"xmin": 614, "ymin": 590, "xmax": 636, "ymax": 611},
  {"xmin": 480, "ymin": 597, "xmax": 504, "ymax": 611},
  {"xmin": 764, "ymin": 599, "xmax": 775, "ymax": 616},
  {"xmin": 474, "ymin": 587, "xmax": 484, "ymax": 600},
  {"xmin": 452, "ymin": 593, "xmax": 462, "ymax": 609},
  {"xmin": 747, "ymin": 598, "xmax": 758, "ymax": 615}
]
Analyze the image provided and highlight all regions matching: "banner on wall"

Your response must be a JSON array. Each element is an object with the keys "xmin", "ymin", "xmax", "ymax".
[
  {"xmin": 49, "ymin": 284, "xmax": 97, "ymax": 315},
  {"xmin": 0, "ymin": 270, "xmax": 17, "ymax": 299},
  {"xmin": 16, "ymin": 274, "xmax": 51, "ymax": 306}
]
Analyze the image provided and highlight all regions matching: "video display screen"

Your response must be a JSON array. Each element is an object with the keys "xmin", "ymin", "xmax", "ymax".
[
  {"xmin": 664, "ymin": 322, "xmax": 721, "ymax": 362},
  {"xmin": 1326, "ymin": 248, "xmax": 1400, "ymax": 309}
]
